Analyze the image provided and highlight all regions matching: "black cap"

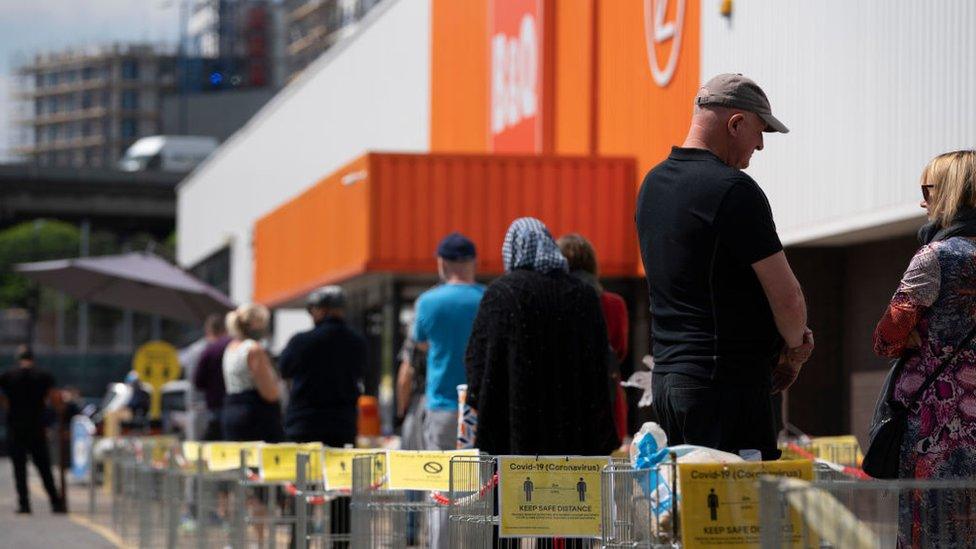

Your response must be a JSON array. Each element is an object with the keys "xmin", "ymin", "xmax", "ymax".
[
  {"xmin": 306, "ymin": 286, "xmax": 346, "ymax": 309},
  {"xmin": 436, "ymin": 232, "xmax": 477, "ymax": 261}
]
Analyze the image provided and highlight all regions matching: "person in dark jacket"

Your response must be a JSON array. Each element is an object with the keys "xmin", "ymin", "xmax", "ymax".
[
  {"xmin": 280, "ymin": 286, "xmax": 364, "ymax": 549},
  {"xmin": 0, "ymin": 345, "xmax": 65, "ymax": 514},
  {"xmin": 558, "ymin": 233, "xmax": 631, "ymax": 443},
  {"xmin": 193, "ymin": 313, "xmax": 231, "ymax": 441},
  {"xmin": 279, "ymin": 286, "xmax": 365, "ymax": 446},
  {"xmin": 465, "ymin": 217, "xmax": 619, "ymax": 456}
]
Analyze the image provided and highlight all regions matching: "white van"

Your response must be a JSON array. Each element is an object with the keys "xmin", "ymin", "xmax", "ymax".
[{"xmin": 118, "ymin": 135, "xmax": 219, "ymax": 172}]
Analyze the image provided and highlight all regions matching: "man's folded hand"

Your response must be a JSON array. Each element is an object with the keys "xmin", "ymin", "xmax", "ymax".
[
  {"xmin": 785, "ymin": 328, "xmax": 814, "ymax": 365},
  {"xmin": 771, "ymin": 358, "xmax": 801, "ymax": 394}
]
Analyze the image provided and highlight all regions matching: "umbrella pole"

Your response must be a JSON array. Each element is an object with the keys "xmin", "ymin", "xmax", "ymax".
[{"xmin": 26, "ymin": 283, "xmax": 39, "ymax": 348}]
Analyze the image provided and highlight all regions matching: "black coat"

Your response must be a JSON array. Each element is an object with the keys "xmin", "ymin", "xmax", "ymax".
[
  {"xmin": 465, "ymin": 269, "xmax": 620, "ymax": 456},
  {"xmin": 279, "ymin": 317, "xmax": 365, "ymax": 444}
]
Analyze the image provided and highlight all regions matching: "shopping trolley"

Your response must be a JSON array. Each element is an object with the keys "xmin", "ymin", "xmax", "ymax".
[
  {"xmin": 447, "ymin": 453, "xmax": 603, "ymax": 548},
  {"xmin": 759, "ymin": 475, "xmax": 976, "ymax": 548},
  {"xmin": 601, "ymin": 457, "xmax": 680, "ymax": 548}
]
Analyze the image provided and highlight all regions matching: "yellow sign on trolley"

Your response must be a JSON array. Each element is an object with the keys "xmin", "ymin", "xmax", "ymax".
[
  {"xmin": 678, "ymin": 459, "xmax": 814, "ymax": 548},
  {"xmin": 206, "ymin": 442, "xmax": 261, "ymax": 471},
  {"xmin": 132, "ymin": 340, "xmax": 180, "ymax": 420},
  {"xmin": 386, "ymin": 449, "xmax": 479, "ymax": 492},
  {"xmin": 810, "ymin": 435, "xmax": 863, "ymax": 465},
  {"xmin": 138, "ymin": 435, "xmax": 179, "ymax": 464},
  {"xmin": 498, "ymin": 456, "xmax": 607, "ymax": 538},
  {"xmin": 182, "ymin": 441, "xmax": 203, "ymax": 463},
  {"xmin": 259, "ymin": 443, "xmax": 324, "ymax": 482},
  {"xmin": 323, "ymin": 448, "xmax": 387, "ymax": 491}
]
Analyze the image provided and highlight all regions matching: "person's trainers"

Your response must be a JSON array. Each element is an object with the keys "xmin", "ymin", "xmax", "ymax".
[
  {"xmin": 15, "ymin": 508, "xmax": 31, "ymax": 515},
  {"xmin": 51, "ymin": 500, "xmax": 67, "ymax": 514}
]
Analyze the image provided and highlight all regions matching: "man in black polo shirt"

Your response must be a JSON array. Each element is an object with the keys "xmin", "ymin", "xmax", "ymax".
[
  {"xmin": 0, "ymin": 345, "xmax": 65, "ymax": 514},
  {"xmin": 636, "ymin": 74, "xmax": 814, "ymax": 459},
  {"xmin": 280, "ymin": 286, "xmax": 364, "ymax": 547},
  {"xmin": 280, "ymin": 285, "xmax": 365, "ymax": 446}
]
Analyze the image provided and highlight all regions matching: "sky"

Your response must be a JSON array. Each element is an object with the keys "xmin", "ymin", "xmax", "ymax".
[{"xmin": 0, "ymin": 1, "xmax": 181, "ymax": 162}]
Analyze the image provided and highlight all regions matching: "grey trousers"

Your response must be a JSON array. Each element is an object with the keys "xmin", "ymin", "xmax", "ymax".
[
  {"xmin": 423, "ymin": 408, "xmax": 458, "ymax": 549},
  {"xmin": 423, "ymin": 409, "xmax": 458, "ymax": 451}
]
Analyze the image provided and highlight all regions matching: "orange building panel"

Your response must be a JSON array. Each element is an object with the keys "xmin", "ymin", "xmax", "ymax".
[
  {"xmin": 597, "ymin": 0, "xmax": 700, "ymax": 175},
  {"xmin": 431, "ymin": 0, "xmax": 701, "ymax": 177},
  {"xmin": 430, "ymin": 0, "xmax": 489, "ymax": 153},
  {"xmin": 253, "ymin": 152, "xmax": 639, "ymax": 307}
]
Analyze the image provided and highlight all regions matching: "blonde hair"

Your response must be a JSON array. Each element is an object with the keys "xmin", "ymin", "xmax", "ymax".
[
  {"xmin": 225, "ymin": 303, "xmax": 270, "ymax": 340},
  {"xmin": 923, "ymin": 150, "xmax": 976, "ymax": 226}
]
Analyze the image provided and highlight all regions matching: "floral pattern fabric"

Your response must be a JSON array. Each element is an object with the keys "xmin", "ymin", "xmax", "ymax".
[{"xmin": 873, "ymin": 237, "xmax": 976, "ymax": 547}]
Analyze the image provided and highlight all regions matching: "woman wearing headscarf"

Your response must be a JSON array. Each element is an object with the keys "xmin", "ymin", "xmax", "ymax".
[
  {"xmin": 464, "ymin": 218, "xmax": 619, "ymax": 456},
  {"xmin": 873, "ymin": 150, "xmax": 976, "ymax": 546}
]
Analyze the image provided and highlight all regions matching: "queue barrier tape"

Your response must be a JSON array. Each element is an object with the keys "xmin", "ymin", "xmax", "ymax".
[{"xmin": 785, "ymin": 443, "xmax": 871, "ymax": 480}]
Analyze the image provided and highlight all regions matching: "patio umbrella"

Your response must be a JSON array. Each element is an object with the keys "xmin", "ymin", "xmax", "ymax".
[{"xmin": 15, "ymin": 251, "xmax": 235, "ymax": 324}]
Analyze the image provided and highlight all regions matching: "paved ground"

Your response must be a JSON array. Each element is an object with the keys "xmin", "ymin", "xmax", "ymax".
[{"xmin": 0, "ymin": 458, "xmax": 120, "ymax": 548}]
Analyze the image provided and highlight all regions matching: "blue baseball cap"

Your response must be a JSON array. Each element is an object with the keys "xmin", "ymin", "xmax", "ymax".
[{"xmin": 436, "ymin": 232, "xmax": 477, "ymax": 261}]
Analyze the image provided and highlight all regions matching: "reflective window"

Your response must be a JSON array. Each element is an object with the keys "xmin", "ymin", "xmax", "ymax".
[
  {"xmin": 121, "ymin": 60, "xmax": 139, "ymax": 80},
  {"xmin": 120, "ymin": 118, "xmax": 137, "ymax": 138},
  {"xmin": 121, "ymin": 90, "xmax": 139, "ymax": 110}
]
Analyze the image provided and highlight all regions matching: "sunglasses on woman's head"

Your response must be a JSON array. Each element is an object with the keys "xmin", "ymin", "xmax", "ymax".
[{"xmin": 922, "ymin": 184, "xmax": 935, "ymax": 202}]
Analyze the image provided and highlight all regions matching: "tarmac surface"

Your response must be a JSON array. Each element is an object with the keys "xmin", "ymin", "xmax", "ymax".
[{"xmin": 0, "ymin": 458, "xmax": 119, "ymax": 548}]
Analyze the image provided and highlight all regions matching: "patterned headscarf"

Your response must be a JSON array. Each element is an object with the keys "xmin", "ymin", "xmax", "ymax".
[{"xmin": 502, "ymin": 217, "xmax": 569, "ymax": 273}]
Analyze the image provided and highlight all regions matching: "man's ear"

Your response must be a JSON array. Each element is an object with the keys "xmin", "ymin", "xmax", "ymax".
[{"xmin": 727, "ymin": 112, "xmax": 745, "ymax": 136}]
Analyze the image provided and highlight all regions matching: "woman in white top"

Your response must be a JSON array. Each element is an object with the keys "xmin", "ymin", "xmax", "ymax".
[{"xmin": 221, "ymin": 303, "xmax": 284, "ymax": 442}]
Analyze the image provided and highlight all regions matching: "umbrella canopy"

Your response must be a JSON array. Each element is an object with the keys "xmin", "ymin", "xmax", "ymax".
[{"xmin": 15, "ymin": 251, "xmax": 235, "ymax": 324}]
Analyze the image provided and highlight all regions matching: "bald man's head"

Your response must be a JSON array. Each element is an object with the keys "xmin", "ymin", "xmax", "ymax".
[
  {"xmin": 681, "ymin": 73, "xmax": 788, "ymax": 169},
  {"xmin": 686, "ymin": 104, "xmax": 766, "ymax": 169}
]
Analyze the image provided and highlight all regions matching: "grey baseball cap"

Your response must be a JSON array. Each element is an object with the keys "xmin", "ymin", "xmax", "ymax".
[{"xmin": 694, "ymin": 73, "xmax": 789, "ymax": 134}]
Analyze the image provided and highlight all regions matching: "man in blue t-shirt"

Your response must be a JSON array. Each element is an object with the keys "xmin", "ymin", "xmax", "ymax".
[{"xmin": 413, "ymin": 232, "xmax": 485, "ymax": 451}]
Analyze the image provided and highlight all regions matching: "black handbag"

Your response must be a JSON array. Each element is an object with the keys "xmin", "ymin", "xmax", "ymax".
[{"xmin": 863, "ymin": 326, "xmax": 976, "ymax": 479}]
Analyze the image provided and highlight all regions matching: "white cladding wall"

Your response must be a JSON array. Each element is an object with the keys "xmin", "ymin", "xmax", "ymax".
[
  {"xmin": 701, "ymin": 1, "xmax": 976, "ymax": 245},
  {"xmin": 177, "ymin": 0, "xmax": 430, "ymax": 302}
]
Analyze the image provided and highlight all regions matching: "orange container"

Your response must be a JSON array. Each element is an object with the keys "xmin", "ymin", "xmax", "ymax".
[
  {"xmin": 253, "ymin": 152, "xmax": 639, "ymax": 306},
  {"xmin": 357, "ymin": 395, "xmax": 381, "ymax": 438}
]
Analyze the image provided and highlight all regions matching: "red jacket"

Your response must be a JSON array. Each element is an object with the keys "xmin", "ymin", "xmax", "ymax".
[
  {"xmin": 601, "ymin": 291, "xmax": 629, "ymax": 362},
  {"xmin": 601, "ymin": 291, "xmax": 629, "ymax": 440}
]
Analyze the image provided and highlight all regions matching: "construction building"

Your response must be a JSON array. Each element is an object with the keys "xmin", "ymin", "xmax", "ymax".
[
  {"xmin": 186, "ymin": 0, "xmax": 286, "ymax": 90},
  {"xmin": 12, "ymin": 0, "xmax": 287, "ymax": 169},
  {"xmin": 284, "ymin": 0, "xmax": 383, "ymax": 81},
  {"xmin": 13, "ymin": 45, "xmax": 179, "ymax": 168}
]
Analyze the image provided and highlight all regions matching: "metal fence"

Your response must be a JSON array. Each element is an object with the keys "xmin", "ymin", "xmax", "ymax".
[
  {"xmin": 99, "ymin": 436, "xmax": 970, "ymax": 549},
  {"xmin": 92, "ymin": 438, "xmax": 332, "ymax": 549},
  {"xmin": 303, "ymin": 490, "xmax": 352, "ymax": 549},
  {"xmin": 447, "ymin": 454, "xmax": 602, "ymax": 548},
  {"xmin": 350, "ymin": 452, "xmax": 440, "ymax": 548},
  {"xmin": 759, "ymin": 476, "xmax": 976, "ymax": 548},
  {"xmin": 600, "ymin": 459, "xmax": 680, "ymax": 548},
  {"xmin": 105, "ymin": 438, "xmax": 190, "ymax": 548},
  {"xmin": 448, "ymin": 454, "xmax": 496, "ymax": 548}
]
